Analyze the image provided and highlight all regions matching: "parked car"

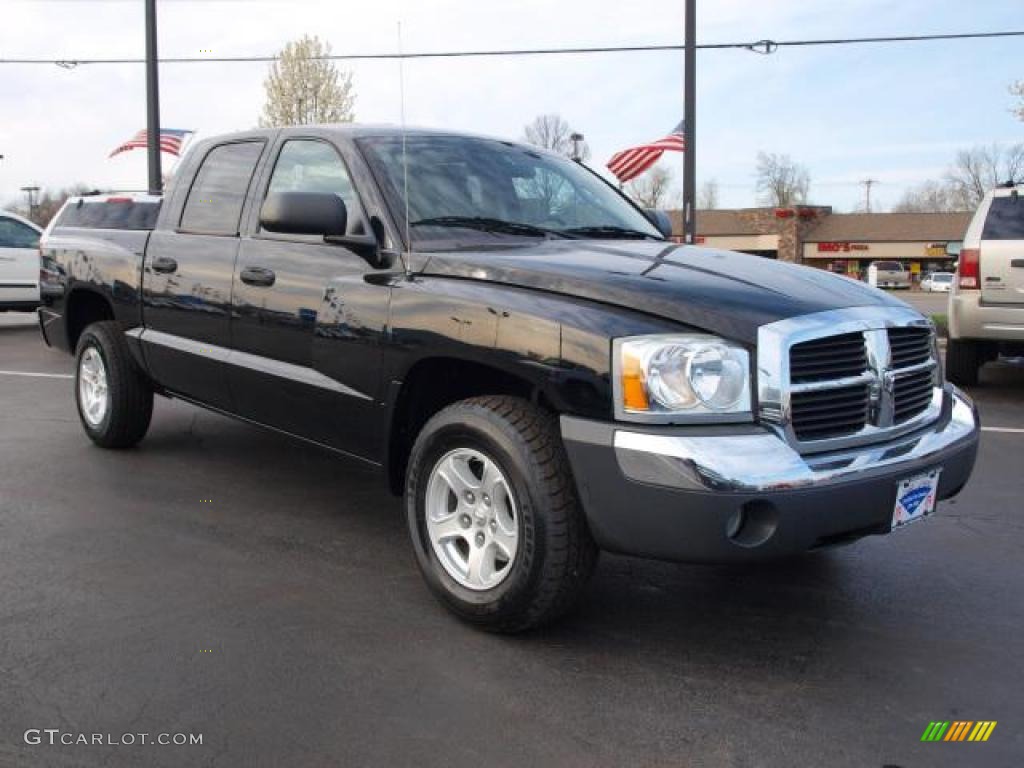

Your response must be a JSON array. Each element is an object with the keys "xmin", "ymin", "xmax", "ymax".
[
  {"xmin": 38, "ymin": 126, "xmax": 980, "ymax": 631},
  {"xmin": 947, "ymin": 183, "xmax": 1024, "ymax": 385},
  {"xmin": 867, "ymin": 260, "xmax": 911, "ymax": 289},
  {"xmin": 0, "ymin": 210, "xmax": 42, "ymax": 311},
  {"xmin": 921, "ymin": 271, "xmax": 954, "ymax": 292}
]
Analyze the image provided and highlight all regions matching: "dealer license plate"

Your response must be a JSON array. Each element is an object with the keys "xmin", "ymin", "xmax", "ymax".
[{"xmin": 892, "ymin": 469, "xmax": 941, "ymax": 529}]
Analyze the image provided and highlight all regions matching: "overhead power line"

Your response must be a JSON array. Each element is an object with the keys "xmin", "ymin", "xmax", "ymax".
[{"xmin": 1, "ymin": 30, "xmax": 1022, "ymax": 67}]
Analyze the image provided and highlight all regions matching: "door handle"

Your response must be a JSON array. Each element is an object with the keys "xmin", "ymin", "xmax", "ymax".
[
  {"xmin": 240, "ymin": 266, "xmax": 276, "ymax": 287},
  {"xmin": 1011, "ymin": 259, "xmax": 1024, "ymax": 268},
  {"xmin": 151, "ymin": 256, "xmax": 178, "ymax": 274}
]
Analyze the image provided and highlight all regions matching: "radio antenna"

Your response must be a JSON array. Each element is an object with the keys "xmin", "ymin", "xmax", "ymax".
[{"xmin": 397, "ymin": 21, "xmax": 412, "ymax": 278}]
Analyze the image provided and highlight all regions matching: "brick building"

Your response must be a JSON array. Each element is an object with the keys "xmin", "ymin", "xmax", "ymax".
[{"xmin": 669, "ymin": 207, "xmax": 972, "ymax": 282}]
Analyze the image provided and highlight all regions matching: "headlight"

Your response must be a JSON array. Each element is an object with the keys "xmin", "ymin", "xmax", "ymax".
[{"xmin": 613, "ymin": 334, "xmax": 752, "ymax": 423}]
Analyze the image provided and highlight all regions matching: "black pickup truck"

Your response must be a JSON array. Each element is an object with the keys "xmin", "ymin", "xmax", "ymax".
[{"xmin": 38, "ymin": 125, "xmax": 980, "ymax": 631}]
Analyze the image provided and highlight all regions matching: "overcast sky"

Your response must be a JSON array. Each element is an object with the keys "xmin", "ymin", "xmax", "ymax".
[{"xmin": 1, "ymin": 0, "xmax": 1021, "ymax": 212}]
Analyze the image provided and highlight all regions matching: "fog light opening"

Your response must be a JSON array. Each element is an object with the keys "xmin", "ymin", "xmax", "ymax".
[{"xmin": 726, "ymin": 500, "xmax": 779, "ymax": 548}]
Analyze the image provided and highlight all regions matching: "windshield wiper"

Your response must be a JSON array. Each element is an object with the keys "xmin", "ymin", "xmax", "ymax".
[
  {"xmin": 410, "ymin": 216, "xmax": 573, "ymax": 239},
  {"xmin": 561, "ymin": 225, "xmax": 661, "ymax": 240}
]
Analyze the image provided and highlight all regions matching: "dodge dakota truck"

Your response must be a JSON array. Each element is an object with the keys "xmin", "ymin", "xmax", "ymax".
[{"xmin": 38, "ymin": 125, "xmax": 980, "ymax": 631}]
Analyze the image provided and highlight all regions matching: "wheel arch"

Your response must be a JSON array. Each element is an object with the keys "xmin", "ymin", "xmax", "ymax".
[
  {"xmin": 65, "ymin": 288, "xmax": 115, "ymax": 352},
  {"xmin": 384, "ymin": 356, "xmax": 556, "ymax": 496}
]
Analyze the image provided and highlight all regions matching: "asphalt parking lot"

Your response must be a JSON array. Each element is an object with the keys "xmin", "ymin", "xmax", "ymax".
[{"xmin": 1, "ymin": 310, "xmax": 1022, "ymax": 768}]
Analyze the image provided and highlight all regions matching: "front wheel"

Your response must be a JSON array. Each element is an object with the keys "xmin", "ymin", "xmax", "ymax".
[
  {"xmin": 75, "ymin": 321, "xmax": 154, "ymax": 449},
  {"xmin": 405, "ymin": 396, "xmax": 597, "ymax": 632}
]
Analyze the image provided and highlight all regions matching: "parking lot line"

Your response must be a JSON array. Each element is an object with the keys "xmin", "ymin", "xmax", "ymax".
[
  {"xmin": 0, "ymin": 370, "xmax": 74, "ymax": 380},
  {"xmin": 981, "ymin": 426, "xmax": 1024, "ymax": 434}
]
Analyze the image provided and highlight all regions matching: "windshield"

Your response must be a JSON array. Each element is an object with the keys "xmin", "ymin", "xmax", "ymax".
[
  {"xmin": 357, "ymin": 135, "xmax": 662, "ymax": 248},
  {"xmin": 933, "ymin": 273, "xmax": 953, "ymax": 282}
]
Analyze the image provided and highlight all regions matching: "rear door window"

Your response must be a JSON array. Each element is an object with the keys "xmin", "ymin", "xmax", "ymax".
[
  {"xmin": 180, "ymin": 141, "xmax": 264, "ymax": 235},
  {"xmin": 982, "ymin": 196, "xmax": 1024, "ymax": 240}
]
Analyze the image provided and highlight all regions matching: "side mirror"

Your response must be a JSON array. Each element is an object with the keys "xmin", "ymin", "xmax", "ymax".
[
  {"xmin": 260, "ymin": 191, "xmax": 347, "ymax": 236},
  {"xmin": 644, "ymin": 208, "xmax": 674, "ymax": 239}
]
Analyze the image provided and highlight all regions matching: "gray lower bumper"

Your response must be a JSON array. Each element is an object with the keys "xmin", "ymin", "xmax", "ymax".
[{"xmin": 561, "ymin": 385, "xmax": 980, "ymax": 562}]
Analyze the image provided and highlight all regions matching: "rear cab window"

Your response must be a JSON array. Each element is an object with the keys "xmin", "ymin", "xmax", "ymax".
[
  {"xmin": 982, "ymin": 196, "xmax": 1024, "ymax": 240},
  {"xmin": 55, "ymin": 199, "xmax": 161, "ymax": 231},
  {"xmin": 179, "ymin": 141, "xmax": 265, "ymax": 235}
]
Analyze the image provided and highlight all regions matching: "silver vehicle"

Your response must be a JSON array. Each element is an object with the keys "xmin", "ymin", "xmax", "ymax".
[
  {"xmin": 921, "ymin": 271, "xmax": 954, "ymax": 292},
  {"xmin": 867, "ymin": 260, "xmax": 910, "ymax": 290},
  {"xmin": 0, "ymin": 210, "xmax": 43, "ymax": 311},
  {"xmin": 947, "ymin": 184, "xmax": 1024, "ymax": 385}
]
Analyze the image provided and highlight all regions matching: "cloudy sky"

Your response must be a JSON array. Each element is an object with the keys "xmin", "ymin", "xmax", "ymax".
[{"xmin": 1, "ymin": 0, "xmax": 1021, "ymax": 211}]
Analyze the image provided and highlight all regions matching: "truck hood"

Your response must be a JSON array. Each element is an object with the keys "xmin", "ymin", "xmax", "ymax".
[{"xmin": 413, "ymin": 240, "xmax": 907, "ymax": 344}]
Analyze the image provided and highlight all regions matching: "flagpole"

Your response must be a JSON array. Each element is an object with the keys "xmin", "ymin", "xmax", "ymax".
[
  {"xmin": 145, "ymin": 0, "xmax": 162, "ymax": 195},
  {"xmin": 682, "ymin": 0, "xmax": 696, "ymax": 244}
]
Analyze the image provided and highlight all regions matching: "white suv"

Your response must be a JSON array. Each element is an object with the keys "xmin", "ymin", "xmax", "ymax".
[{"xmin": 947, "ymin": 183, "xmax": 1024, "ymax": 385}]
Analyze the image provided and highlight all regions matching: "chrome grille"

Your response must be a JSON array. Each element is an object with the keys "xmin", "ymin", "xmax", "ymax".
[
  {"xmin": 758, "ymin": 307, "xmax": 943, "ymax": 454},
  {"xmin": 893, "ymin": 368, "xmax": 935, "ymax": 423},
  {"xmin": 791, "ymin": 383, "xmax": 870, "ymax": 441},
  {"xmin": 789, "ymin": 332, "xmax": 867, "ymax": 383},
  {"xmin": 888, "ymin": 327, "xmax": 932, "ymax": 368}
]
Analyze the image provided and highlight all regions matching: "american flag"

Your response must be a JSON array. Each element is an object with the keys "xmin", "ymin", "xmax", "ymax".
[
  {"xmin": 607, "ymin": 121, "xmax": 685, "ymax": 183},
  {"xmin": 109, "ymin": 128, "xmax": 193, "ymax": 159}
]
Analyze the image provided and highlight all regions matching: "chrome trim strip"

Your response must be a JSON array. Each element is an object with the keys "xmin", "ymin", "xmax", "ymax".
[
  {"xmin": 789, "ymin": 371, "xmax": 875, "ymax": 394},
  {"xmin": 612, "ymin": 386, "xmax": 977, "ymax": 493},
  {"xmin": 757, "ymin": 306, "xmax": 940, "ymax": 454},
  {"xmin": 129, "ymin": 328, "xmax": 371, "ymax": 400}
]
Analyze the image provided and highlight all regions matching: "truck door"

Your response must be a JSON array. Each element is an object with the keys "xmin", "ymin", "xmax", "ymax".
[
  {"xmin": 229, "ymin": 137, "xmax": 388, "ymax": 461},
  {"xmin": 141, "ymin": 139, "xmax": 266, "ymax": 410}
]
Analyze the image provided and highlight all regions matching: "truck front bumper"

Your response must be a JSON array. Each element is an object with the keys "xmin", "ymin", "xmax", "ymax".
[{"xmin": 561, "ymin": 385, "xmax": 979, "ymax": 563}]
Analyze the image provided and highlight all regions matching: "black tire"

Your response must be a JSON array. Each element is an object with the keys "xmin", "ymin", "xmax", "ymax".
[
  {"xmin": 406, "ymin": 396, "xmax": 598, "ymax": 632},
  {"xmin": 74, "ymin": 321, "xmax": 154, "ymax": 449},
  {"xmin": 945, "ymin": 338, "xmax": 980, "ymax": 387}
]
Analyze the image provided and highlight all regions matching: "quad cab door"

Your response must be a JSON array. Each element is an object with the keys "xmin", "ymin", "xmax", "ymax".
[
  {"xmin": 141, "ymin": 138, "xmax": 267, "ymax": 410},
  {"xmin": 230, "ymin": 136, "xmax": 389, "ymax": 461}
]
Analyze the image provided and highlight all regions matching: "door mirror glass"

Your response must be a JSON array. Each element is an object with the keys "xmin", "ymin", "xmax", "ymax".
[{"xmin": 259, "ymin": 191, "xmax": 347, "ymax": 236}]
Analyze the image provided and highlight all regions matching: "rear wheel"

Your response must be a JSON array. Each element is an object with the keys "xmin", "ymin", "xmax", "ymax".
[
  {"xmin": 74, "ymin": 321, "xmax": 153, "ymax": 448},
  {"xmin": 406, "ymin": 396, "xmax": 597, "ymax": 632},
  {"xmin": 945, "ymin": 338, "xmax": 980, "ymax": 387}
]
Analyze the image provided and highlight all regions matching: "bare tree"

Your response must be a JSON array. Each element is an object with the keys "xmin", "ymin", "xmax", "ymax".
[
  {"xmin": 522, "ymin": 114, "xmax": 590, "ymax": 161},
  {"xmin": 891, "ymin": 180, "xmax": 959, "ymax": 213},
  {"xmin": 944, "ymin": 143, "xmax": 1024, "ymax": 209},
  {"xmin": 13, "ymin": 184, "xmax": 93, "ymax": 226},
  {"xmin": 755, "ymin": 152, "xmax": 810, "ymax": 207},
  {"xmin": 697, "ymin": 179, "xmax": 720, "ymax": 210},
  {"xmin": 259, "ymin": 35, "xmax": 355, "ymax": 127},
  {"xmin": 1012, "ymin": 80, "xmax": 1024, "ymax": 121},
  {"xmin": 625, "ymin": 166, "xmax": 674, "ymax": 209}
]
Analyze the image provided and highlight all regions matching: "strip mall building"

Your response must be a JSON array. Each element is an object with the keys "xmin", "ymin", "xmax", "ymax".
[{"xmin": 670, "ymin": 207, "xmax": 972, "ymax": 283}]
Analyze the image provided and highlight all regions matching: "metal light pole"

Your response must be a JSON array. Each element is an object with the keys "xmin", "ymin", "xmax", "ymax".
[
  {"xmin": 145, "ymin": 0, "xmax": 162, "ymax": 195},
  {"xmin": 20, "ymin": 185, "xmax": 40, "ymax": 220},
  {"xmin": 682, "ymin": 0, "xmax": 696, "ymax": 244}
]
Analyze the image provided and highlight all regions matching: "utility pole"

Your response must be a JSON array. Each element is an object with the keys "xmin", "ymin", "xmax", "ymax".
[
  {"xmin": 145, "ymin": 0, "xmax": 162, "ymax": 195},
  {"xmin": 860, "ymin": 178, "xmax": 879, "ymax": 213},
  {"xmin": 20, "ymin": 186, "xmax": 40, "ymax": 220},
  {"xmin": 682, "ymin": 0, "xmax": 696, "ymax": 243}
]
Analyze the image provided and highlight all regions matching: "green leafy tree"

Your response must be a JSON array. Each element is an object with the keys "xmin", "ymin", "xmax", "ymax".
[{"xmin": 259, "ymin": 35, "xmax": 355, "ymax": 127}]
